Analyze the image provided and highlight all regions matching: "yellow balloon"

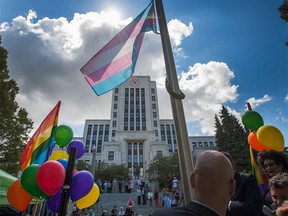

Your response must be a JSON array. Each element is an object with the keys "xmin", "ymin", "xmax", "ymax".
[
  {"xmin": 49, "ymin": 150, "xmax": 69, "ymax": 160},
  {"xmin": 76, "ymin": 184, "xmax": 100, "ymax": 209},
  {"xmin": 257, "ymin": 125, "xmax": 284, "ymax": 152}
]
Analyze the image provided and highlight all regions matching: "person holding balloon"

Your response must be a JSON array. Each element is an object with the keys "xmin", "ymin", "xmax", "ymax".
[{"xmin": 257, "ymin": 150, "xmax": 288, "ymax": 210}]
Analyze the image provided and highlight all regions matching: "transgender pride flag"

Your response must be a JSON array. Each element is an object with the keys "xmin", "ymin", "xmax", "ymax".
[{"xmin": 81, "ymin": 2, "xmax": 157, "ymax": 96}]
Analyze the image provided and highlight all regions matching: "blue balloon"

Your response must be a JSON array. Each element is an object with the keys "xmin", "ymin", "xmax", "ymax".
[
  {"xmin": 67, "ymin": 140, "xmax": 85, "ymax": 159},
  {"xmin": 57, "ymin": 159, "xmax": 68, "ymax": 170},
  {"xmin": 70, "ymin": 171, "xmax": 94, "ymax": 201},
  {"xmin": 47, "ymin": 190, "xmax": 62, "ymax": 212}
]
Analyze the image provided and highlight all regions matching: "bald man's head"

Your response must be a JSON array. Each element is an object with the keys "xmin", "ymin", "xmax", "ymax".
[{"xmin": 190, "ymin": 150, "xmax": 235, "ymax": 216}]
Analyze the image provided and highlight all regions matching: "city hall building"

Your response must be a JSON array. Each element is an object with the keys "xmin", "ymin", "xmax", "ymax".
[{"xmin": 78, "ymin": 76, "xmax": 216, "ymax": 177}]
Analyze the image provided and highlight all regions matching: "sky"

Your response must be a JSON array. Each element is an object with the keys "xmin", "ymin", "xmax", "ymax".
[{"xmin": 0, "ymin": 0, "xmax": 287, "ymax": 146}]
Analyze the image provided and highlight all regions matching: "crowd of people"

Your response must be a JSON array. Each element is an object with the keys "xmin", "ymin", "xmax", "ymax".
[
  {"xmin": 72, "ymin": 149, "xmax": 288, "ymax": 216},
  {"xmin": 152, "ymin": 149, "xmax": 288, "ymax": 216}
]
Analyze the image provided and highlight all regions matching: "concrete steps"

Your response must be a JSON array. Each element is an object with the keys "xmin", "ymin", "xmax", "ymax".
[{"xmin": 93, "ymin": 192, "xmax": 156, "ymax": 216}]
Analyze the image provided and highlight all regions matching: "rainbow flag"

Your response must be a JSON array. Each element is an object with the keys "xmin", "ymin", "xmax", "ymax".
[
  {"xmin": 250, "ymin": 146, "xmax": 268, "ymax": 195},
  {"xmin": 80, "ymin": 2, "xmax": 157, "ymax": 96},
  {"xmin": 20, "ymin": 101, "xmax": 61, "ymax": 171}
]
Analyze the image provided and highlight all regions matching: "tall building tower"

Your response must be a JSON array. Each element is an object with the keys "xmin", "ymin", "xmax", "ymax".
[{"xmin": 80, "ymin": 76, "xmax": 215, "ymax": 178}]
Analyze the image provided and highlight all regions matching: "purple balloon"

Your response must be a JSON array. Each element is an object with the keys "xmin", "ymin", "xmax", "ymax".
[
  {"xmin": 67, "ymin": 140, "xmax": 85, "ymax": 159},
  {"xmin": 47, "ymin": 190, "xmax": 62, "ymax": 212},
  {"xmin": 70, "ymin": 170, "xmax": 94, "ymax": 201}
]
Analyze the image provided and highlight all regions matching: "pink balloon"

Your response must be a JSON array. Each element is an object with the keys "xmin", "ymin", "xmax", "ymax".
[{"xmin": 36, "ymin": 160, "xmax": 66, "ymax": 196}]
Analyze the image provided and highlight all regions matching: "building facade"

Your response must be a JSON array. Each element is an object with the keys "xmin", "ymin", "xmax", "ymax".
[{"xmin": 79, "ymin": 76, "xmax": 216, "ymax": 178}]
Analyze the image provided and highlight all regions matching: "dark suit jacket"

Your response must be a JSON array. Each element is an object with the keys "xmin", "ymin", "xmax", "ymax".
[
  {"xmin": 226, "ymin": 172, "xmax": 263, "ymax": 216},
  {"xmin": 152, "ymin": 201, "xmax": 220, "ymax": 216}
]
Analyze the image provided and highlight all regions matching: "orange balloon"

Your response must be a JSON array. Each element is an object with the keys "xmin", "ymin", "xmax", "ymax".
[
  {"xmin": 7, "ymin": 179, "xmax": 33, "ymax": 211},
  {"xmin": 248, "ymin": 131, "xmax": 271, "ymax": 152}
]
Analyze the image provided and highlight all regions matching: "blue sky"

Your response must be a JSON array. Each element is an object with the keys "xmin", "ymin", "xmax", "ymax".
[{"xmin": 0, "ymin": 0, "xmax": 287, "ymax": 146}]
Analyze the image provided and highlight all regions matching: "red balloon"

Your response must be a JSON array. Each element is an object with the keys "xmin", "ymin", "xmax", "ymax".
[
  {"xmin": 248, "ymin": 131, "xmax": 271, "ymax": 152},
  {"xmin": 7, "ymin": 179, "xmax": 33, "ymax": 211},
  {"xmin": 36, "ymin": 160, "xmax": 66, "ymax": 196}
]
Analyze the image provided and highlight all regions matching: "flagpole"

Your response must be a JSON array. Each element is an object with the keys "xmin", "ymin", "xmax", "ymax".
[
  {"xmin": 58, "ymin": 147, "xmax": 76, "ymax": 216},
  {"xmin": 155, "ymin": 0, "xmax": 194, "ymax": 202}
]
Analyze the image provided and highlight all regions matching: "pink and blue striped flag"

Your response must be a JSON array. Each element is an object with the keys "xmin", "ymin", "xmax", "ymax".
[{"xmin": 80, "ymin": 2, "xmax": 157, "ymax": 96}]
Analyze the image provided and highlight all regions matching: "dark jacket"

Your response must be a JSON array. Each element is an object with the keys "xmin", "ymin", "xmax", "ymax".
[
  {"xmin": 152, "ymin": 201, "xmax": 220, "ymax": 216},
  {"xmin": 227, "ymin": 172, "xmax": 263, "ymax": 216}
]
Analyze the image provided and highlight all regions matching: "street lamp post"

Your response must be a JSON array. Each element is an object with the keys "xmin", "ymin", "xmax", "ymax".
[{"xmin": 91, "ymin": 147, "xmax": 97, "ymax": 179}]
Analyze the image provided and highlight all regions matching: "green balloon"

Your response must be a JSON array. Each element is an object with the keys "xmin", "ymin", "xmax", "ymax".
[
  {"xmin": 20, "ymin": 164, "xmax": 50, "ymax": 199},
  {"xmin": 241, "ymin": 110, "xmax": 264, "ymax": 131},
  {"xmin": 54, "ymin": 125, "xmax": 73, "ymax": 147}
]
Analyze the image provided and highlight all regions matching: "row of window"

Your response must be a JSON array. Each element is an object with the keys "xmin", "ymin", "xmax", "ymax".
[
  {"xmin": 192, "ymin": 141, "xmax": 214, "ymax": 148},
  {"xmin": 85, "ymin": 124, "xmax": 109, "ymax": 153}
]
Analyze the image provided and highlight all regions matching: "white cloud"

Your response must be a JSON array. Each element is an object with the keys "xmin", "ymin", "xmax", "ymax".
[
  {"xmin": 246, "ymin": 95, "xmax": 272, "ymax": 109},
  {"xmin": 168, "ymin": 19, "xmax": 193, "ymax": 47},
  {"xmin": 178, "ymin": 61, "xmax": 239, "ymax": 135},
  {"xmin": 1, "ymin": 9, "xmax": 238, "ymax": 137},
  {"xmin": 285, "ymin": 94, "xmax": 288, "ymax": 103}
]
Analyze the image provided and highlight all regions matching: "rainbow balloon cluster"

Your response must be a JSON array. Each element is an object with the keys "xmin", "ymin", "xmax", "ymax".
[
  {"xmin": 242, "ymin": 110, "xmax": 285, "ymax": 152},
  {"xmin": 7, "ymin": 125, "xmax": 100, "ymax": 212}
]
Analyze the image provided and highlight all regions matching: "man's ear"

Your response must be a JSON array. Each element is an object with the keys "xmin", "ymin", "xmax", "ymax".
[
  {"xmin": 190, "ymin": 172, "xmax": 196, "ymax": 189},
  {"xmin": 229, "ymin": 178, "xmax": 236, "ymax": 196}
]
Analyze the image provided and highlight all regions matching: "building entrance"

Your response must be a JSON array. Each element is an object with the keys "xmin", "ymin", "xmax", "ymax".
[{"xmin": 127, "ymin": 142, "xmax": 143, "ymax": 179}]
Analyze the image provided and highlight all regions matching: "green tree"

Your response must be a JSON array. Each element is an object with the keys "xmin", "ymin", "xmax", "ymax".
[
  {"xmin": 215, "ymin": 106, "xmax": 250, "ymax": 172},
  {"xmin": 278, "ymin": 0, "xmax": 288, "ymax": 46},
  {"xmin": 146, "ymin": 153, "xmax": 180, "ymax": 189},
  {"xmin": 76, "ymin": 160, "xmax": 91, "ymax": 171},
  {"xmin": 93, "ymin": 161, "xmax": 129, "ymax": 181},
  {"xmin": 0, "ymin": 36, "xmax": 33, "ymax": 175}
]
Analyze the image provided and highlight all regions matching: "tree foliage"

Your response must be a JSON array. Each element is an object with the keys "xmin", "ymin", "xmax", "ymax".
[
  {"xmin": 278, "ymin": 0, "xmax": 288, "ymax": 46},
  {"xmin": 214, "ymin": 106, "xmax": 250, "ymax": 172},
  {"xmin": 146, "ymin": 153, "xmax": 180, "ymax": 189},
  {"xmin": 76, "ymin": 160, "xmax": 91, "ymax": 171},
  {"xmin": 77, "ymin": 160, "xmax": 130, "ymax": 181},
  {"xmin": 0, "ymin": 36, "xmax": 33, "ymax": 175}
]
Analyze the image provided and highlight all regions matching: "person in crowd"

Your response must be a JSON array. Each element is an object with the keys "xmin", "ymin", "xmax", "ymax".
[
  {"xmin": 125, "ymin": 207, "xmax": 136, "ymax": 216},
  {"xmin": 222, "ymin": 151, "xmax": 263, "ymax": 216},
  {"xmin": 172, "ymin": 176, "xmax": 179, "ymax": 194},
  {"xmin": 118, "ymin": 207, "xmax": 125, "ymax": 216},
  {"xmin": 138, "ymin": 178, "xmax": 143, "ymax": 189},
  {"xmin": 145, "ymin": 177, "xmax": 150, "ymax": 191},
  {"xmin": 269, "ymin": 173, "xmax": 288, "ymax": 211},
  {"xmin": 276, "ymin": 200, "xmax": 288, "ymax": 216},
  {"xmin": 174, "ymin": 189, "xmax": 180, "ymax": 205},
  {"xmin": 103, "ymin": 180, "xmax": 108, "ymax": 193},
  {"xmin": 125, "ymin": 179, "xmax": 129, "ymax": 193},
  {"xmin": 118, "ymin": 178, "xmax": 122, "ymax": 193},
  {"xmin": 154, "ymin": 189, "xmax": 160, "ymax": 208},
  {"xmin": 137, "ymin": 186, "xmax": 142, "ymax": 205},
  {"xmin": 88, "ymin": 209, "xmax": 94, "ymax": 216},
  {"xmin": 112, "ymin": 178, "xmax": 118, "ymax": 193},
  {"xmin": 111, "ymin": 205, "xmax": 117, "ymax": 216},
  {"xmin": 171, "ymin": 195, "xmax": 177, "ymax": 207},
  {"xmin": 161, "ymin": 188, "xmax": 168, "ymax": 207},
  {"xmin": 141, "ymin": 187, "xmax": 147, "ymax": 205},
  {"xmin": 163, "ymin": 193, "xmax": 171, "ymax": 208},
  {"xmin": 107, "ymin": 180, "xmax": 112, "ymax": 193},
  {"xmin": 127, "ymin": 197, "xmax": 134, "ymax": 209},
  {"xmin": 152, "ymin": 150, "xmax": 235, "ymax": 216},
  {"xmin": 128, "ymin": 178, "xmax": 134, "ymax": 193},
  {"xmin": 257, "ymin": 150, "xmax": 288, "ymax": 208},
  {"xmin": 148, "ymin": 189, "xmax": 154, "ymax": 208},
  {"xmin": 96, "ymin": 178, "xmax": 102, "ymax": 193}
]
